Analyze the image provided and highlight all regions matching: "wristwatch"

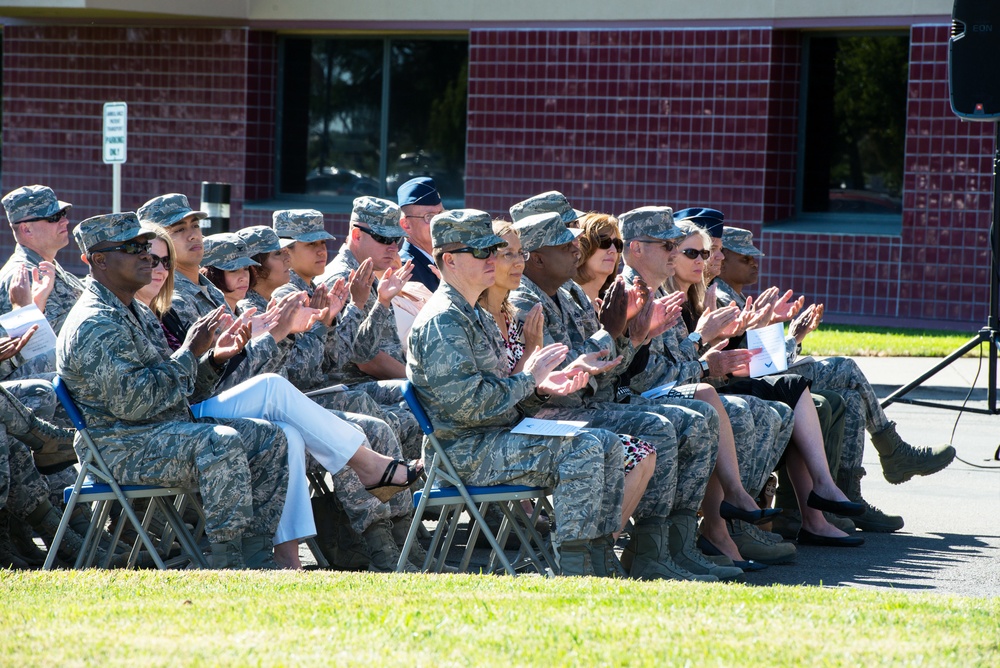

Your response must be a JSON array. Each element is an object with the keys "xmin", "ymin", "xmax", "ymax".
[{"xmin": 699, "ymin": 358, "xmax": 710, "ymax": 379}]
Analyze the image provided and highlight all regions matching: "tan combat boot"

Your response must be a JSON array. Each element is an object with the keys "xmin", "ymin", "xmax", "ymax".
[{"xmin": 871, "ymin": 421, "xmax": 956, "ymax": 485}]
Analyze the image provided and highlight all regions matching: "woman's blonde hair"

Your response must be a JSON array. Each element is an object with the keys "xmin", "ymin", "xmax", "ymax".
[
  {"xmin": 575, "ymin": 212, "xmax": 620, "ymax": 295},
  {"xmin": 664, "ymin": 221, "xmax": 712, "ymax": 318},
  {"xmin": 147, "ymin": 226, "xmax": 176, "ymax": 319},
  {"xmin": 479, "ymin": 219, "xmax": 518, "ymax": 321}
]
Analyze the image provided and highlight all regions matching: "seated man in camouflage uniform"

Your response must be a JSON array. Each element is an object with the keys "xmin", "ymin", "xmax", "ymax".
[
  {"xmin": 716, "ymin": 225, "xmax": 956, "ymax": 532},
  {"xmin": 407, "ymin": 208, "xmax": 625, "ymax": 576},
  {"xmin": 57, "ymin": 212, "xmax": 289, "ymax": 568},
  {"xmin": 0, "ymin": 185, "xmax": 84, "ymax": 340}
]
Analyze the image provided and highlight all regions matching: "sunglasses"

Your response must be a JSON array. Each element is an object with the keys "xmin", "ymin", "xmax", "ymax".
[
  {"xmin": 91, "ymin": 240, "xmax": 152, "ymax": 256},
  {"xmin": 20, "ymin": 209, "xmax": 68, "ymax": 224},
  {"xmin": 596, "ymin": 237, "xmax": 624, "ymax": 252},
  {"xmin": 150, "ymin": 254, "xmax": 171, "ymax": 270},
  {"xmin": 449, "ymin": 244, "xmax": 504, "ymax": 260},
  {"xmin": 356, "ymin": 226, "xmax": 403, "ymax": 248},
  {"xmin": 679, "ymin": 248, "xmax": 711, "ymax": 260},
  {"xmin": 639, "ymin": 239, "xmax": 677, "ymax": 252}
]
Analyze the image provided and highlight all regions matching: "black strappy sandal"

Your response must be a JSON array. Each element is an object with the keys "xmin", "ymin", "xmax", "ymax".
[{"xmin": 365, "ymin": 459, "xmax": 423, "ymax": 502}]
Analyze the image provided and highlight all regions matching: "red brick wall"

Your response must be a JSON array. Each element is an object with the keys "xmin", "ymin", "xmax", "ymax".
[
  {"xmin": 1, "ymin": 24, "xmax": 289, "ymax": 275},
  {"xmin": 465, "ymin": 25, "xmax": 991, "ymax": 329}
]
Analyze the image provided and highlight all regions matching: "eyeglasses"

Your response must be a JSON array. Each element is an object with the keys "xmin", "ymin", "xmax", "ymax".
[
  {"xmin": 679, "ymin": 248, "xmax": 711, "ymax": 260},
  {"xmin": 403, "ymin": 211, "xmax": 439, "ymax": 224},
  {"xmin": 638, "ymin": 239, "xmax": 677, "ymax": 252},
  {"xmin": 150, "ymin": 254, "xmax": 171, "ymax": 270},
  {"xmin": 596, "ymin": 237, "xmax": 624, "ymax": 252},
  {"xmin": 356, "ymin": 226, "xmax": 403, "ymax": 248},
  {"xmin": 91, "ymin": 240, "xmax": 152, "ymax": 256},
  {"xmin": 19, "ymin": 209, "xmax": 68, "ymax": 224},
  {"xmin": 496, "ymin": 249, "xmax": 530, "ymax": 262},
  {"xmin": 448, "ymin": 244, "xmax": 505, "ymax": 260}
]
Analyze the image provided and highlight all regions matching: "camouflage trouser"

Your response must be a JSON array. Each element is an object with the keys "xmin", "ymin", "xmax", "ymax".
[
  {"xmin": 538, "ymin": 403, "xmax": 678, "ymax": 521},
  {"xmin": 101, "ymin": 418, "xmax": 288, "ymax": 544},
  {"xmin": 327, "ymin": 410, "xmax": 410, "ymax": 534},
  {"xmin": 338, "ymin": 381, "xmax": 423, "ymax": 460},
  {"xmin": 0, "ymin": 379, "xmax": 73, "ymax": 507},
  {"xmin": 449, "ymin": 427, "xmax": 624, "ymax": 548},
  {"xmin": 0, "ymin": 433, "xmax": 49, "ymax": 518},
  {"xmin": 724, "ymin": 394, "xmax": 793, "ymax": 497},
  {"xmin": 632, "ymin": 397, "xmax": 720, "ymax": 516}
]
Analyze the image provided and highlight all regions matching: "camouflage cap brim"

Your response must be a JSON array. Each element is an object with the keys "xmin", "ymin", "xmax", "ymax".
[
  {"xmin": 466, "ymin": 233, "xmax": 507, "ymax": 249},
  {"xmin": 287, "ymin": 229, "xmax": 335, "ymax": 243},
  {"xmin": 210, "ymin": 256, "xmax": 260, "ymax": 271}
]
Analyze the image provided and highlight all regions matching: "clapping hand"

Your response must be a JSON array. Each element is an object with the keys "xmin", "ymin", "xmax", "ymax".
[
  {"xmin": 0, "ymin": 325, "xmax": 37, "ymax": 362},
  {"xmin": 213, "ymin": 311, "xmax": 253, "ymax": 362},
  {"xmin": 377, "ymin": 260, "xmax": 415, "ymax": 308},
  {"xmin": 185, "ymin": 306, "xmax": 230, "ymax": 357},
  {"xmin": 349, "ymin": 258, "xmax": 376, "ymax": 307},
  {"xmin": 789, "ymin": 302, "xmax": 824, "ymax": 343},
  {"xmin": 565, "ymin": 349, "xmax": 622, "ymax": 376},
  {"xmin": 598, "ymin": 276, "xmax": 629, "ymax": 339}
]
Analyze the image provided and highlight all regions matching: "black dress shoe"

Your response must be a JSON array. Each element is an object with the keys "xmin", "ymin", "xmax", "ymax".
[
  {"xmin": 719, "ymin": 501, "xmax": 784, "ymax": 525},
  {"xmin": 806, "ymin": 491, "xmax": 864, "ymax": 517},
  {"xmin": 797, "ymin": 528, "xmax": 865, "ymax": 547}
]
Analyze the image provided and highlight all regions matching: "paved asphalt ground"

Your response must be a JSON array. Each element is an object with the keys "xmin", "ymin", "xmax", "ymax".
[
  {"xmin": 749, "ymin": 355, "xmax": 1000, "ymax": 597},
  {"xmin": 303, "ymin": 354, "xmax": 1000, "ymax": 598}
]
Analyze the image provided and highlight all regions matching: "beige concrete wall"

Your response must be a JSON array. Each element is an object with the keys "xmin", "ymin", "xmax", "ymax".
[{"xmin": 0, "ymin": 0, "xmax": 955, "ymax": 23}]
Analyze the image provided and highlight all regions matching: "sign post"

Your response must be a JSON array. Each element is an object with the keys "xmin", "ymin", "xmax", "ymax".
[{"xmin": 102, "ymin": 102, "xmax": 127, "ymax": 212}]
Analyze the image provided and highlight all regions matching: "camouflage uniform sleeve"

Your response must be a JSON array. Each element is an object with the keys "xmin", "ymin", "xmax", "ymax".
[
  {"xmin": 280, "ymin": 323, "xmax": 328, "ymax": 389},
  {"xmin": 408, "ymin": 305, "xmax": 535, "ymax": 431},
  {"xmin": 62, "ymin": 313, "xmax": 200, "ymax": 422},
  {"xmin": 351, "ymin": 301, "xmax": 395, "ymax": 365},
  {"xmin": 660, "ymin": 321, "xmax": 705, "ymax": 384},
  {"xmin": 323, "ymin": 303, "xmax": 362, "ymax": 373},
  {"xmin": 213, "ymin": 333, "xmax": 288, "ymax": 391}
]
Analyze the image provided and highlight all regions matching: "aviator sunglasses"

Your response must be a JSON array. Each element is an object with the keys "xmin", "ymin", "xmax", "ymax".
[
  {"xmin": 679, "ymin": 248, "xmax": 711, "ymax": 260},
  {"xmin": 356, "ymin": 226, "xmax": 403, "ymax": 247}
]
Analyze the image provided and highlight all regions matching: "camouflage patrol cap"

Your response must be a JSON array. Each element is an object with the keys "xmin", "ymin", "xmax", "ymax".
[
  {"xmin": 137, "ymin": 193, "xmax": 208, "ymax": 228},
  {"xmin": 430, "ymin": 209, "xmax": 505, "ymax": 249},
  {"xmin": 721, "ymin": 226, "xmax": 764, "ymax": 257},
  {"xmin": 272, "ymin": 209, "xmax": 335, "ymax": 243},
  {"xmin": 73, "ymin": 212, "xmax": 154, "ymax": 254},
  {"xmin": 237, "ymin": 225, "xmax": 293, "ymax": 256},
  {"xmin": 509, "ymin": 191, "xmax": 584, "ymax": 225},
  {"xmin": 618, "ymin": 206, "xmax": 684, "ymax": 242},
  {"xmin": 514, "ymin": 212, "xmax": 576, "ymax": 252},
  {"xmin": 350, "ymin": 196, "xmax": 405, "ymax": 238},
  {"xmin": 201, "ymin": 233, "xmax": 260, "ymax": 270},
  {"xmin": 2, "ymin": 185, "xmax": 72, "ymax": 225}
]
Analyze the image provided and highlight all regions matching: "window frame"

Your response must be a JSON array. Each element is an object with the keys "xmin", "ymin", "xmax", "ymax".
[
  {"xmin": 772, "ymin": 29, "xmax": 909, "ymax": 235},
  {"xmin": 274, "ymin": 33, "xmax": 468, "ymax": 211}
]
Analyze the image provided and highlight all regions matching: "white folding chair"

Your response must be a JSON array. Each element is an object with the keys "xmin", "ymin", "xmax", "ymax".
[
  {"xmin": 42, "ymin": 376, "xmax": 208, "ymax": 570},
  {"xmin": 395, "ymin": 381, "xmax": 555, "ymax": 575}
]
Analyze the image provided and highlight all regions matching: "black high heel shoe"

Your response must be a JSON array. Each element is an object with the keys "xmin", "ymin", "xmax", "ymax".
[
  {"xmin": 806, "ymin": 491, "xmax": 864, "ymax": 517},
  {"xmin": 365, "ymin": 459, "xmax": 423, "ymax": 502},
  {"xmin": 719, "ymin": 500, "xmax": 783, "ymax": 525}
]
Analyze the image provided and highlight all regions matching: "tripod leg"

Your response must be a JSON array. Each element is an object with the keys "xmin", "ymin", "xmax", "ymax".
[{"xmin": 880, "ymin": 331, "xmax": 987, "ymax": 409}]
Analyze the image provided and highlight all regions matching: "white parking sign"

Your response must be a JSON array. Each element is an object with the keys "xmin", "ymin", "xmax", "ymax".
[{"xmin": 103, "ymin": 102, "xmax": 127, "ymax": 164}]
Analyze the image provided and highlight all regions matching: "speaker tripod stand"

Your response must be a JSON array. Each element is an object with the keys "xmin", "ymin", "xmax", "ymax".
[{"xmin": 880, "ymin": 122, "xmax": 1000, "ymax": 415}]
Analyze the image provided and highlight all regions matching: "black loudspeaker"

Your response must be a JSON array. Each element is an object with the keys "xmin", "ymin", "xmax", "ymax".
[{"xmin": 950, "ymin": 0, "xmax": 1000, "ymax": 119}]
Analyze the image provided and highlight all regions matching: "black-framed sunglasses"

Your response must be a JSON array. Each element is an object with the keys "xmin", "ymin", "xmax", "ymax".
[
  {"xmin": 639, "ymin": 239, "xmax": 677, "ymax": 252},
  {"xmin": 19, "ymin": 209, "xmax": 68, "ymax": 224},
  {"xmin": 91, "ymin": 240, "xmax": 152, "ymax": 256},
  {"xmin": 596, "ymin": 237, "xmax": 624, "ymax": 252},
  {"xmin": 679, "ymin": 248, "xmax": 711, "ymax": 260},
  {"xmin": 150, "ymin": 254, "xmax": 171, "ymax": 269},
  {"xmin": 448, "ymin": 244, "xmax": 505, "ymax": 260},
  {"xmin": 356, "ymin": 226, "xmax": 403, "ymax": 248}
]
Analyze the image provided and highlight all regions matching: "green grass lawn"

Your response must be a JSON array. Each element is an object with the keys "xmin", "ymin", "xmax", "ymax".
[
  {"xmin": 800, "ymin": 325, "xmax": 979, "ymax": 357},
  {"xmin": 3, "ymin": 571, "xmax": 998, "ymax": 666}
]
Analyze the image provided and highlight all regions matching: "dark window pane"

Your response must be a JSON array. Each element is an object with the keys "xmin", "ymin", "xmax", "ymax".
[
  {"xmin": 802, "ymin": 35, "xmax": 908, "ymax": 216},
  {"xmin": 279, "ymin": 37, "xmax": 468, "ymax": 204},
  {"xmin": 386, "ymin": 40, "xmax": 468, "ymax": 202}
]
